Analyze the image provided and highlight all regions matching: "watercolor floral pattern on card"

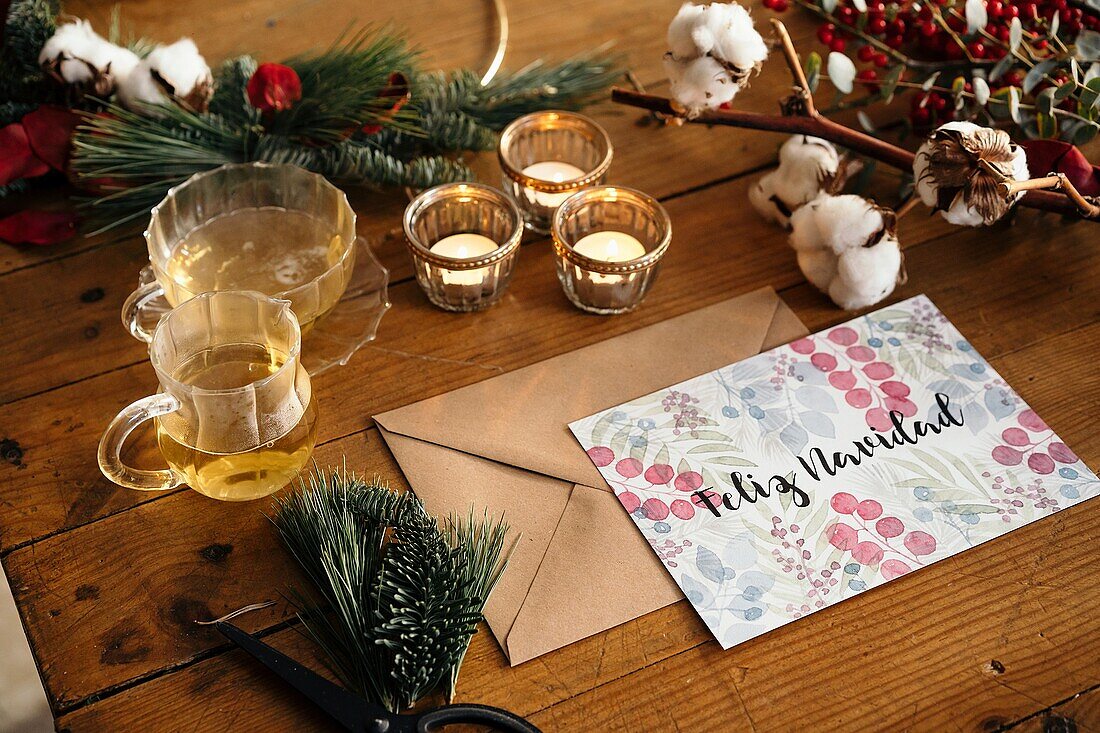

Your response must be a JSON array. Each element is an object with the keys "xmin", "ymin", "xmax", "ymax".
[{"xmin": 569, "ymin": 294, "xmax": 1100, "ymax": 650}]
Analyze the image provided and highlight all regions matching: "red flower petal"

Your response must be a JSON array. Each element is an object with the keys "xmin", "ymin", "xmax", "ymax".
[
  {"xmin": 0, "ymin": 122, "xmax": 50, "ymax": 187},
  {"xmin": 0, "ymin": 210, "xmax": 78, "ymax": 245},
  {"xmin": 22, "ymin": 105, "xmax": 83, "ymax": 172},
  {"xmin": 1019, "ymin": 140, "xmax": 1100, "ymax": 197},
  {"xmin": 246, "ymin": 63, "xmax": 303, "ymax": 113}
]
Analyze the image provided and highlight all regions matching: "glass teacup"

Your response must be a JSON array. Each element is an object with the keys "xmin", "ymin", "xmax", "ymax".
[
  {"xmin": 98, "ymin": 290, "xmax": 317, "ymax": 502},
  {"xmin": 123, "ymin": 162, "xmax": 358, "ymax": 342}
]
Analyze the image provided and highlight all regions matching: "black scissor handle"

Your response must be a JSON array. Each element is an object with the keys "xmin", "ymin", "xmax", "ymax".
[{"xmin": 415, "ymin": 703, "xmax": 542, "ymax": 733}]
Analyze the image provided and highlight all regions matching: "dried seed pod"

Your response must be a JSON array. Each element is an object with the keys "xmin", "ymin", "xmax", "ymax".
[{"xmin": 913, "ymin": 121, "xmax": 1030, "ymax": 227}]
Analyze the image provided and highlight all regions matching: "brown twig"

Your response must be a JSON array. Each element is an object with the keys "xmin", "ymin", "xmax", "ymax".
[
  {"xmin": 1000, "ymin": 172, "xmax": 1100, "ymax": 218},
  {"xmin": 895, "ymin": 196, "xmax": 922, "ymax": 220},
  {"xmin": 611, "ymin": 21, "xmax": 1098, "ymax": 222}
]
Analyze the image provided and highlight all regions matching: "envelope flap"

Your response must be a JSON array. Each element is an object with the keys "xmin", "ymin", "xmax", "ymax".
[
  {"xmin": 505, "ymin": 484, "xmax": 683, "ymax": 665},
  {"xmin": 375, "ymin": 288, "xmax": 803, "ymax": 488}
]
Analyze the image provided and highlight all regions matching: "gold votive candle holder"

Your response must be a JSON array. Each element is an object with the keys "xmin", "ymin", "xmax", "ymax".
[
  {"xmin": 552, "ymin": 186, "xmax": 671, "ymax": 315},
  {"xmin": 498, "ymin": 111, "xmax": 613, "ymax": 234},
  {"xmin": 404, "ymin": 183, "xmax": 523, "ymax": 312}
]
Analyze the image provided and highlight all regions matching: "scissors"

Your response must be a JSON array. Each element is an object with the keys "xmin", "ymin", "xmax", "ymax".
[{"xmin": 215, "ymin": 621, "xmax": 541, "ymax": 733}]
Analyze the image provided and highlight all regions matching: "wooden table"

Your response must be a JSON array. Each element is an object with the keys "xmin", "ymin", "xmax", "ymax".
[{"xmin": 2, "ymin": 0, "xmax": 1098, "ymax": 730}]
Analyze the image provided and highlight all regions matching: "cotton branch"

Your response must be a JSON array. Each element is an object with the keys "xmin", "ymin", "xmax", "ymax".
[{"xmin": 611, "ymin": 19, "xmax": 1099, "ymax": 223}]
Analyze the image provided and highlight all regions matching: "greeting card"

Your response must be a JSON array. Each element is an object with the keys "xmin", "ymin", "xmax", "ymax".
[{"xmin": 569, "ymin": 295, "xmax": 1099, "ymax": 649}]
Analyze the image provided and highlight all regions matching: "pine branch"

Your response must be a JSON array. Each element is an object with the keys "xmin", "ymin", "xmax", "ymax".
[
  {"xmin": 1, "ymin": 0, "xmax": 59, "ymax": 104},
  {"xmin": 209, "ymin": 56, "xmax": 261, "ymax": 128},
  {"xmin": 255, "ymin": 137, "xmax": 473, "ymax": 189}
]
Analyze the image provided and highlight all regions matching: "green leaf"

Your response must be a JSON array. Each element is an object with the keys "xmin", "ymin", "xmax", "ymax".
[
  {"xmin": 1081, "ymin": 76, "xmax": 1100, "ymax": 109},
  {"xmin": 689, "ymin": 442, "xmax": 741, "ymax": 454},
  {"xmin": 1037, "ymin": 110, "xmax": 1059, "ymax": 138},
  {"xmin": 1024, "ymin": 59, "xmax": 1059, "ymax": 95},
  {"xmin": 806, "ymin": 51, "xmax": 822, "ymax": 94},
  {"xmin": 1072, "ymin": 120, "xmax": 1100, "ymax": 144},
  {"xmin": 1054, "ymin": 80, "xmax": 1077, "ymax": 101},
  {"xmin": 1036, "ymin": 87, "xmax": 1057, "ymax": 115}
]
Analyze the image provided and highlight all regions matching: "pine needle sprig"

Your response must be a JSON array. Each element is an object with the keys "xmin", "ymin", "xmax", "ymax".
[
  {"xmin": 268, "ymin": 29, "xmax": 419, "ymax": 144},
  {"xmin": 1, "ymin": 0, "xmax": 58, "ymax": 105},
  {"xmin": 271, "ymin": 465, "xmax": 513, "ymax": 713}
]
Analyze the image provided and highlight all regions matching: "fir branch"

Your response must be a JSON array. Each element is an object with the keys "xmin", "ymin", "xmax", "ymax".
[
  {"xmin": 209, "ymin": 56, "xmax": 261, "ymax": 128},
  {"xmin": 267, "ymin": 29, "xmax": 418, "ymax": 144},
  {"xmin": 256, "ymin": 137, "xmax": 473, "ymax": 189},
  {"xmin": 1, "ymin": 0, "xmax": 59, "ymax": 104},
  {"xmin": 271, "ymin": 465, "xmax": 513, "ymax": 713},
  {"xmin": 373, "ymin": 512, "xmax": 481, "ymax": 711}
]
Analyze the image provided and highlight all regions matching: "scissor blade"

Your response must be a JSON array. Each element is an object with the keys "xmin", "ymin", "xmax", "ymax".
[{"xmin": 215, "ymin": 621, "xmax": 372, "ymax": 732}]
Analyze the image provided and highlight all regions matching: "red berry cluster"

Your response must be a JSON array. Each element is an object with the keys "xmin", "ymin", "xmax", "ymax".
[{"xmin": 790, "ymin": 326, "xmax": 915, "ymax": 432}]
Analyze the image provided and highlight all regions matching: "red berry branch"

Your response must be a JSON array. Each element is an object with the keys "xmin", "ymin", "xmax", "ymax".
[{"xmin": 612, "ymin": 19, "xmax": 1100, "ymax": 221}]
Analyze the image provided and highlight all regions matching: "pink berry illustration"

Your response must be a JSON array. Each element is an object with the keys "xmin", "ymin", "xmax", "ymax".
[
  {"xmin": 1048, "ymin": 442, "xmax": 1078, "ymax": 464},
  {"xmin": 845, "ymin": 388, "xmax": 872, "ymax": 408},
  {"xmin": 670, "ymin": 499, "xmax": 695, "ymax": 520},
  {"xmin": 885, "ymin": 397, "xmax": 917, "ymax": 417},
  {"xmin": 811, "ymin": 352, "xmax": 838, "ymax": 372},
  {"xmin": 826, "ymin": 522, "xmax": 858, "ymax": 550},
  {"xmin": 691, "ymin": 489, "xmax": 720, "ymax": 508},
  {"xmin": 875, "ymin": 516, "xmax": 904, "ymax": 538},
  {"xmin": 863, "ymin": 362, "xmax": 894, "ymax": 380},
  {"xmin": 846, "ymin": 345, "xmax": 876, "ymax": 362},
  {"xmin": 1017, "ymin": 409, "xmax": 1048, "ymax": 432},
  {"xmin": 790, "ymin": 338, "xmax": 816, "ymax": 354},
  {"xmin": 991, "ymin": 445, "xmax": 1023, "ymax": 466},
  {"xmin": 616, "ymin": 458, "xmax": 643, "ymax": 478},
  {"xmin": 644, "ymin": 463, "xmax": 675, "ymax": 485},
  {"xmin": 856, "ymin": 499, "xmax": 883, "ymax": 520},
  {"xmin": 827, "ymin": 327, "xmax": 858, "ymax": 346},
  {"xmin": 851, "ymin": 541, "xmax": 884, "ymax": 565},
  {"xmin": 674, "ymin": 471, "xmax": 704, "ymax": 492},
  {"xmin": 880, "ymin": 380, "xmax": 910, "ymax": 398},
  {"xmin": 1000, "ymin": 427, "xmax": 1029, "ymax": 447},
  {"xmin": 1027, "ymin": 452, "xmax": 1055, "ymax": 475},
  {"xmin": 865, "ymin": 407, "xmax": 893, "ymax": 431},
  {"xmin": 903, "ymin": 530, "xmax": 936, "ymax": 556},
  {"xmin": 618, "ymin": 491, "xmax": 641, "ymax": 513},
  {"xmin": 830, "ymin": 491, "xmax": 858, "ymax": 513},
  {"xmin": 587, "ymin": 446, "xmax": 614, "ymax": 467},
  {"xmin": 880, "ymin": 559, "xmax": 911, "ymax": 580},
  {"xmin": 828, "ymin": 370, "xmax": 857, "ymax": 390},
  {"xmin": 642, "ymin": 497, "xmax": 670, "ymax": 521}
]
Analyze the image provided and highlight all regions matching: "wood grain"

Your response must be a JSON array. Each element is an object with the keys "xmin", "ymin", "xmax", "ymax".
[{"xmin": 2, "ymin": 0, "xmax": 1099, "ymax": 730}]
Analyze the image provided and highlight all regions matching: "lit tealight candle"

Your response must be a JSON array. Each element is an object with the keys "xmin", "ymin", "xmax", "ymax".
[
  {"xmin": 521, "ymin": 161, "xmax": 586, "ymax": 208},
  {"xmin": 430, "ymin": 233, "xmax": 499, "ymax": 286},
  {"xmin": 572, "ymin": 231, "xmax": 646, "ymax": 285}
]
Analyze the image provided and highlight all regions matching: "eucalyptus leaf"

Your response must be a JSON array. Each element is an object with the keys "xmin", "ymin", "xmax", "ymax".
[
  {"xmin": 990, "ymin": 54, "xmax": 1015, "ymax": 82},
  {"xmin": 1085, "ymin": 62, "xmax": 1100, "ymax": 84},
  {"xmin": 1024, "ymin": 59, "xmax": 1059, "ymax": 95},
  {"xmin": 1037, "ymin": 110, "xmax": 1058, "ymax": 138},
  {"xmin": 966, "ymin": 0, "xmax": 988, "ymax": 34},
  {"xmin": 973, "ymin": 76, "xmax": 990, "ymax": 105},
  {"xmin": 1050, "ymin": 11, "xmax": 1060, "ymax": 38},
  {"xmin": 822, "ymin": 0, "xmax": 839, "ymax": 13},
  {"xmin": 921, "ymin": 71, "xmax": 941, "ymax": 91},
  {"xmin": 1054, "ymin": 80, "xmax": 1077, "ymax": 101},
  {"xmin": 1072, "ymin": 120, "xmax": 1100, "ymax": 144},
  {"xmin": 1008, "ymin": 86, "xmax": 1021, "ymax": 122},
  {"xmin": 1083, "ymin": 76, "xmax": 1100, "ymax": 109},
  {"xmin": 852, "ymin": 0, "xmax": 867, "ymax": 11},
  {"xmin": 1037, "ymin": 86, "xmax": 1057, "ymax": 115},
  {"xmin": 828, "ymin": 51, "xmax": 856, "ymax": 94},
  {"xmin": 806, "ymin": 51, "xmax": 822, "ymax": 93},
  {"xmin": 1076, "ymin": 30, "xmax": 1100, "ymax": 61},
  {"xmin": 1010, "ymin": 17, "xmax": 1023, "ymax": 53}
]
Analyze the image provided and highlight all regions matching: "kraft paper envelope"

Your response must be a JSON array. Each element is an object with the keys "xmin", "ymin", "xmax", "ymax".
[{"xmin": 375, "ymin": 287, "xmax": 808, "ymax": 665}]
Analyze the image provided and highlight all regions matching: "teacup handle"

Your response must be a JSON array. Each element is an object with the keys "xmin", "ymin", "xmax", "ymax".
[
  {"xmin": 97, "ymin": 394, "xmax": 184, "ymax": 491},
  {"xmin": 122, "ymin": 278, "xmax": 166, "ymax": 343}
]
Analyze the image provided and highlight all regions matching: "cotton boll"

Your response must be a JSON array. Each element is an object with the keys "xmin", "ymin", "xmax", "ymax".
[
  {"xmin": 828, "ymin": 238, "xmax": 902, "ymax": 310},
  {"xmin": 38, "ymin": 21, "xmax": 140, "ymax": 95},
  {"xmin": 770, "ymin": 135, "xmax": 839, "ymax": 211},
  {"xmin": 119, "ymin": 38, "xmax": 213, "ymax": 112},
  {"xmin": 665, "ymin": 55, "xmax": 739, "ymax": 110},
  {"xmin": 668, "ymin": 3, "xmax": 707, "ymax": 59},
  {"xmin": 789, "ymin": 194, "xmax": 888, "ymax": 255},
  {"xmin": 797, "ymin": 248, "xmax": 837, "ymax": 292},
  {"xmin": 749, "ymin": 172, "xmax": 788, "ymax": 226},
  {"xmin": 913, "ymin": 121, "xmax": 1028, "ymax": 227},
  {"xmin": 707, "ymin": 3, "xmax": 768, "ymax": 71}
]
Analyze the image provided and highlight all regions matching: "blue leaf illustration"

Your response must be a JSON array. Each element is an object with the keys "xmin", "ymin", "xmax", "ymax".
[
  {"xmin": 927, "ymin": 379, "xmax": 972, "ymax": 399},
  {"xmin": 949, "ymin": 364, "xmax": 985, "ymax": 382},
  {"xmin": 779, "ymin": 422, "xmax": 809, "ymax": 454},
  {"xmin": 722, "ymin": 533, "xmax": 758, "ymax": 570},
  {"xmin": 790, "ymin": 361, "xmax": 827, "ymax": 385},
  {"xmin": 985, "ymin": 386, "xmax": 1015, "ymax": 419},
  {"xmin": 962, "ymin": 400, "xmax": 988, "ymax": 435},
  {"xmin": 800, "ymin": 410, "xmax": 835, "ymax": 439},
  {"xmin": 696, "ymin": 545, "xmax": 734, "ymax": 583},
  {"xmin": 679, "ymin": 573, "xmax": 714, "ymax": 607},
  {"xmin": 795, "ymin": 385, "xmax": 838, "ymax": 413}
]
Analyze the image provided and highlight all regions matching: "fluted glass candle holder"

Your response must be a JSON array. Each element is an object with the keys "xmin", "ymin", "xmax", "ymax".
[
  {"xmin": 498, "ymin": 111, "xmax": 613, "ymax": 234},
  {"xmin": 552, "ymin": 186, "xmax": 671, "ymax": 315},
  {"xmin": 404, "ymin": 183, "xmax": 523, "ymax": 312}
]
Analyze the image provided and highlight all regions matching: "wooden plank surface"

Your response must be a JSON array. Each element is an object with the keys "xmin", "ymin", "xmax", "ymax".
[{"xmin": 1, "ymin": 0, "xmax": 1097, "ymax": 731}]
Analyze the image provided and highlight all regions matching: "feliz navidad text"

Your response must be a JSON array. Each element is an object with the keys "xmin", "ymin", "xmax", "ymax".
[{"xmin": 691, "ymin": 392, "xmax": 965, "ymax": 518}]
